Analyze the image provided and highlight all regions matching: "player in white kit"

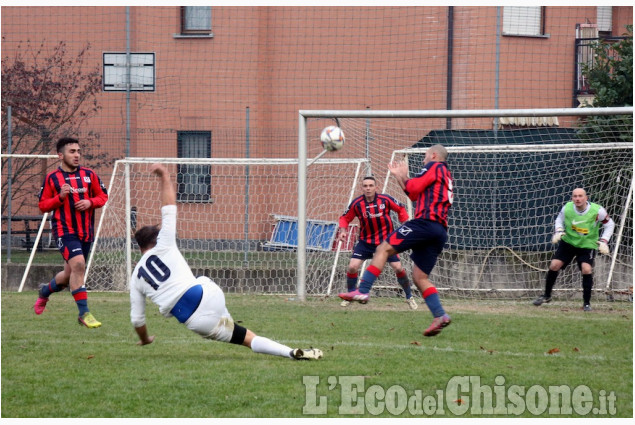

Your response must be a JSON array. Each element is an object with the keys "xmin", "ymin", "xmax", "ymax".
[{"xmin": 129, "ymin": 163, "xmax": 322, "ymax": 360}]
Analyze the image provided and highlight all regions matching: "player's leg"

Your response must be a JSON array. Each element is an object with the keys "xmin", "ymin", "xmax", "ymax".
[
  {"xmin": 70, "ymin": 241, "xmax": 100, "ymax": 328},
  {"xmin": 411, "ymin": 265, "xmax": 451, "ymax": 336},
  {"xmin": 406, "ymin": 221, "xmax": 449, "ymax": 336},
  {"xmin": 241, "ymin": 328, "xmax": 322, "ymax": 360},
  {"xmin": 340, "ymin": 257, "xmax": 364, "ymax": 306},
  {"xmin": 34, "ymin": 237, "xmax": 72, "ymax": 314},
  {"xmin": 358, "ymin": 242, "xmax": 397, "ymax": 293},
  {"xmin": 534, "ymin": 241, "xmax": 573, "ymax": 306},
  {"xmin": 338, "ymin": 241, "xmax": 378, "ymax": 303},
  {"xmin": 577, "ymin": 249, "xmax": 595, "ymax": 311},
  {"xmin": 345, "ymin": 257, "xmax": 365, "ymax": 292},
  {"xmin": 388, "ymin": 258, "xmax": 415, "ymax": 306},
  {"xmin": 189, "ymin": 278, "xmax": 322, "ymax": 360}
]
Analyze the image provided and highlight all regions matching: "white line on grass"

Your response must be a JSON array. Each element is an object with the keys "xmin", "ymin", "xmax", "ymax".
[{"xmin": 277, "ymin": 339, "xmax": 608, "ymax": 362}]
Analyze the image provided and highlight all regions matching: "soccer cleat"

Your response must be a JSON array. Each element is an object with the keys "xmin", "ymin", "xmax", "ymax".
[
  {"xmin": 78, "ymin": 312, "xmax": 102, "ymax": 328},
  {"xmin": 423, "ymin": 314, "xmax": 451, "ymax": 337},
  {"xmin": 340, "ymin": 300, "xmax": 351, "ymax": 307},
  {"xmin": 33, "ymin": 296, "xmax": 49, "ymax": 315},
  {"xmin": 338, "ymin": 289, "xmax": 369, "ymax": 304},
  {"xmin": 292, "ymin": 348, "xmax": 323, "ymax": 360},
  {"xmin": 532, "ymin": 295, "xmax": 552, "ymax": 306},
  {"xmin": 583, "ymin": 304, "xmax": 592, "ymax": 312},
  {"xmin": 406, "ymin": 297, "xmax": 418, "ymax": 310}
]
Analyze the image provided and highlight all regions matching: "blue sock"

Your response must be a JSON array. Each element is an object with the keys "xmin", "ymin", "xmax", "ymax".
[
  {"xmin": 423, "ymin": 287, "xmax": 445, "ymax": 318},
  {"xmin": 396, "ymin": 272, "xmax": 412, "ymax": 299},
  {"xmin": 346, "ymin": 272, "xmax": 358, "ymax": 292},
  {"xmin": 40, "ymin": 278, "xmax": 62, "ymax": 298},
  {"xmin": 71, "ymin": 287, "xmax": 89, "ymax": 316},
  {"xmin": 358, "ymin": 265, "xmax": 381, "ymax": 294}
]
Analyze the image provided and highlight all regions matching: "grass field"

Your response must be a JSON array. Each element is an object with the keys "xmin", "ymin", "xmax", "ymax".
[{"xmin": 1, "ymin": 291, "xmax": 632, "ymax": 418}]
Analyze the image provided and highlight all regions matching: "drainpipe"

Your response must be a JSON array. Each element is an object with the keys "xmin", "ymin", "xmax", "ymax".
[{"xmin": 446, "ymin": 6, "xmax": 454, "ymax": 129}]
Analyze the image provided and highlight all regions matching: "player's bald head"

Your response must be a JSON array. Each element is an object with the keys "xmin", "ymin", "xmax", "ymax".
[
  {"xmin": 572, "ymin": 188, "xmax": 587, "ymax": 197},
  {"xmin": 428, "ymin": 144, "xmax": 448, "ymax": 161}
]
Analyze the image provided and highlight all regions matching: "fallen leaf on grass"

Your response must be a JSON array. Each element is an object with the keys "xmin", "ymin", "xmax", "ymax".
[
  {"xmin": 546, "ymin": 348, "xmax": 560, "ymax": 355},
  {"xmin": 573, "ymin": 347, "xmax": 580, "ymax": 352},
  {"xmin": 86, "ymin": 355, "xmax": 95, "ymax": 360},
  {"xmin": 480, "ymin": 346, "xmax": 495, "ymax": 354},
  {"xmin": 410, "ymin": 341, "xmax": 421, "ymax": 346}
]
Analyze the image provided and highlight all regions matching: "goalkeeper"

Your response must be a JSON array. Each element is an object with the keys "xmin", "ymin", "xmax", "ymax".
[
  {"xmin": 533, "ymin": 188, "xmax": 615, "ymax": 311},
  {"xmin": 128, "ymin": 163, "xmax": 322, "ymax": 360}
]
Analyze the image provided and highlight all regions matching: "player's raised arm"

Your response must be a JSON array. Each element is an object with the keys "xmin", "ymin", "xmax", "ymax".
[{"xmin": 150, "ymin": 163, "xmax": 176, "ymax": 207}]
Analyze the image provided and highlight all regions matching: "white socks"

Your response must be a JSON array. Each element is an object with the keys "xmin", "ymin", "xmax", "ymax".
[{"xmin": 250, "ymin": 336, "xmax": 293, "ymax": 358}]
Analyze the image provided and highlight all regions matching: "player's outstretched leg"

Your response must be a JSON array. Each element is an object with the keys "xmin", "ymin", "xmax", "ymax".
[
  {"xmin": 416, "ymin": 269, "xmax": 451, "ymax": 337},
  {"xmin": 237, "ymin": 325, "xmax": 322, "ymax": 360}
]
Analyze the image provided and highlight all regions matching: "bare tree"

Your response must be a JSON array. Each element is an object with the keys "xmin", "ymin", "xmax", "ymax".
[{"xmin": 1, "ymin": 40, "xmax": 102, "ymax": 214}]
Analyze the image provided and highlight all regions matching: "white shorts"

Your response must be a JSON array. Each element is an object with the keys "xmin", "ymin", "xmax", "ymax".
[{"xmin": 184, "ymin": 276, "xmax": 235, "ymax": 342}]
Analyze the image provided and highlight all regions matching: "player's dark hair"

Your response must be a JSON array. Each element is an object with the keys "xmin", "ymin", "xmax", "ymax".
[
  {"xmin": 56, "ymin": 137, "xmax": 80, "ymax": 153},
  {"xmin": 135, "ymin": 225, "xmax": 160, "ymax": 250},
  {"xmin": 362, "ymin": 175, "xmax": 376, "ymax": 183}
]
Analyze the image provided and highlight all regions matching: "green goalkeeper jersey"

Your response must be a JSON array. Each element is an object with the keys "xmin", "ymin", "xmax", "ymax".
[{"xmin": 561, "ymin": 201, "xmax": 601, "ymax": 249}]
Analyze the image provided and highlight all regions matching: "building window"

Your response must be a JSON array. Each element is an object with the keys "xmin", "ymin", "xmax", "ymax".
[
  {"xmin": 177, "ymin": 131, "xmax": 212, "ymax": 202},
  {"xmin": 181, "ymin": 6, "xmax": 212, "ymax": 35},
  {"xmin": 503, "ymin": 6, "xmax": 546, "ymax": 37},
  {"xmin": 103, "ymin": 53, "xmax": 155, "ymax": 91},
  {"xmin": 597, "ymin": 6, "xmax": 612, "ymax": 36}
]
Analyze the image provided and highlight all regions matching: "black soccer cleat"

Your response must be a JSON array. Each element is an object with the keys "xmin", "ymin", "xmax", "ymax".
[{"xmin": 532, "ymin": 295, "xmax": 552, "ymax": 306}]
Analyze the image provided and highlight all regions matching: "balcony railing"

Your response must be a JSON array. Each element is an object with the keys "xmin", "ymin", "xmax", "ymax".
[{"xmin": 574, "ymin": 36, "xmax": 628, "ymax": 104}]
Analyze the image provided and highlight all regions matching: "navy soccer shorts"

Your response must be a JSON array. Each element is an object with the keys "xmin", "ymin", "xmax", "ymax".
[
  {"xmin": 385, "ymin": 219, "xmax": 447, "ymax": 275},
  {"xmin": 351, "ymin": 240, "xmax": 400, "ymax": 263},
  {"xmin": 57, "ymin": 235, "xmax": 92, "ymax": 262}
]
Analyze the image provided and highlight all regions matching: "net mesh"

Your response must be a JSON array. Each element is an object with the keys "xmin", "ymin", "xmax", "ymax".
[{"xmin": 86, "ymin": 159, "xmax": 367, "ymax": 293}]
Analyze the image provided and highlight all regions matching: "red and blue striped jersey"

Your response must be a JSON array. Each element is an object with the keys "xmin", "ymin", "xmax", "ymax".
[
  {"xmin": 404, "ymin": 161, "xmax": 453, "ymax": 227},
  {"xmin": 339, "ymin": 193, "xmax": 409, "ymax": 245},
  {"xmin": 39, "ymin": 166, "xmax": 108, "ymax": 242}
]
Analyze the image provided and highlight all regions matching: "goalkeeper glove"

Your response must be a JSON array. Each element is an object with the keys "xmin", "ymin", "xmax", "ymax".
[
  {"xmin": 598, "ymin": 239, "xmax": 610, "ymax": 255},
  {"xmin": 551, "ymin": 229, "xmax": 565, "ymax": 244}
]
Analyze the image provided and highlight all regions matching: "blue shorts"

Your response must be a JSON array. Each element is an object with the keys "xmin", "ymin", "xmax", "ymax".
[
  {"xmin": 56, "ymin": 235, "xmax": 92, "ymax": 262},
  {"xmin": 352, "ymin": 240, "xmax": 400, "ymax": 263},
  {"xmin": 385, "ymin": 219, "xmax": 447, "ymax": 275}
]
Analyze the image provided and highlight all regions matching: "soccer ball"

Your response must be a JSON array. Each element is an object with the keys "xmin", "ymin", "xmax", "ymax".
[{"xmin": 320, "ymin": 126, "xmax": 345, "ymax": 151}]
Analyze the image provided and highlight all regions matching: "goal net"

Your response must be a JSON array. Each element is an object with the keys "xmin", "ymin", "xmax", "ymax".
[
  {"xmin": 85, "ymin": 158, "xmax": 367, "ymax": 293},
  {"xmin": 299, "ymin": 109, "xmax": 633, "ymax": 300}
]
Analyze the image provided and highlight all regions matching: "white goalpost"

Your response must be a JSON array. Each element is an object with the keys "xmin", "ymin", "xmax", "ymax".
[{"xmin": 297, "ymin": 107, "xmax": 633, "ymax": 301}]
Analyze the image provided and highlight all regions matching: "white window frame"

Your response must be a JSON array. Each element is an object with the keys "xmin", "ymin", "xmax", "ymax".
[
  {"xmin": 181, "ymin": 6, "xmax": 212, "ymax": 35},
  {"xmin": 503, "ymin": 6, "xmax": 546, "ymax": 37},
  {"xmin": 597, "ymin": 6, "xmax": 613, "ymax": 34},
  {"xmin": 103, "ymin": 53, "xmax": 155, "ymax": 92}
]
